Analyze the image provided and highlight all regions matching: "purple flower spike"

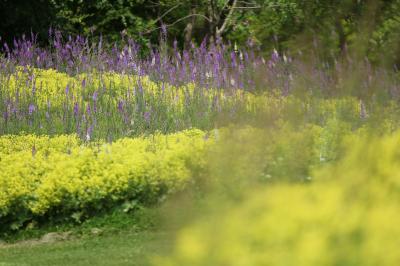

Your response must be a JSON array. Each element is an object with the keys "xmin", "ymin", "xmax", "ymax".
[
  {"xmin": 92, "ymin": 91, "xmax": 98, "ymax": 101},
  {"xmin": 3, "ymin": 110, "xmax": 8, "ymax": 121},
  {"xmin": 86, "ymin": 104, "xmax": 91, "ymax": 116},
  {"xmin": 65, "ymin": 84, "xmax": 70, "ymax": 95},
  {"xmin": 28, "ymin": 104, "xmax": 36, "ymax": 115},
  {"xmin": 74, "ymin": 102, "xmax": 79, "ymax": 117},
  {"xmin": 117, "ymin": 100, "xmax": 124, "ymax": 112},
  {"xmin": 144, "ymin": 111, "xmax": 151, "ymax": 123},
  {"xmin": 86, "ymin": 125, "xmax": 93, "ymax": 141},
  {"xmin": 271, "ymin": 49, "xmax": 279, "ymax": 62}
]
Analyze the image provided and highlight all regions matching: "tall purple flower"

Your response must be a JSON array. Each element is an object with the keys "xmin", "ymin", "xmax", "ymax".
[
  {"xmin": 73, "ymin": 102, "xmax": 79, "ymax": 117},
  {"xmin": 3, "ymin": 110, "xmax": 8, "ymax": 121},
  {"xmin": 92, "ymin": 90, "xmax": 98, "ymax": 101},
  {"xmin": 86, "ymin": 125, "xmax": 93, "ymax": 141},
  {"xmin": 230, "ymin": 51, "xmax": 236, "ymax": 68},
  {"xmin": 92, "ymin": 91, "xmax": 98, "ymax": 113},
  {"xmin": 28, "ymin": 104, "xmax": 36, "ymax": 115},
  {"xmin": 271, "ymin": 49, "xmax": 279, "ymax": 62},
  {"xmin": 86, "ymin": 104, "xmax": 91, "ymax": 116},
  {"xmin": 117, "ymin": 100, "xmax": 124, "ymax": 113},
  {"xmin": 144, "ymin": 111, "xmax": 151, "ymax": 123}
]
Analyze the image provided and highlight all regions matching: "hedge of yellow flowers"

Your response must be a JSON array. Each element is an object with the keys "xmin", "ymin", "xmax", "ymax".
[
  {"xmin": 0, "ymin": 129, "xmax": 211, "ymax": 230},
  {"xmin": 155, "ymin": 131, "xmax": 400, "ymax": 266}
]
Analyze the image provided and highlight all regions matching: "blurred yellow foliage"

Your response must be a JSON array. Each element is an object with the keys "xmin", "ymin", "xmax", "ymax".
[{"xmin": 155, "ymin": 131, "xmax": 400, "ymax": 266}]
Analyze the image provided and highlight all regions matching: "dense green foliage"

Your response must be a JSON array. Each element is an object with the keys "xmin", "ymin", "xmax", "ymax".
[{"xmin": 1, "ymin": 0, "xmax": 400, "ymax": 63}]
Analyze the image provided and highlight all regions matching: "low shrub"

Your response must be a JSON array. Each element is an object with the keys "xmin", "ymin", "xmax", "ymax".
[{"xmin": 0, "ymin": 129, "xmax": 210, "ymax": 233}]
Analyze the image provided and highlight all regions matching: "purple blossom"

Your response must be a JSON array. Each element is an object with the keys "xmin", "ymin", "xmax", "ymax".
[
  {"xmin": 117, "ymin": 100, "xmax": 124, "ymax": 112},
  {"xmin": 74, "ymin": 102, "xmax": 79, "ymax": 117},
  {"xmin": 92, "ymin": 91, "xmax": 98, "ymax": 101},
  {"xmin": 3, "ymin": 110, "xmax": 8, "ymax": 121},
  {"xmin": 86, "ymin": 125, "xmax": 93, "ymax": 141},
  {"xmin": 144, "ymin": 111, "xmax": 151, "ymax": 123},
  {"xmin": 230, "ymin": 51, "xmax": 236, "ymax": 68},
  {"xmin": 86, "ymin": 104, "xmax": 91, "ymax": 116},
  {"xmin": 271, "ymin": 49, "xmax": 279, "ymax": 62},
  {"xmin": 28, "ymin": 104, "xmax": 36, "ymax": 115}
]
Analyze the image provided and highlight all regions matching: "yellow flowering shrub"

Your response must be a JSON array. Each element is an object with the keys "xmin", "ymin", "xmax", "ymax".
[
  {"xmin": 0, "ymin": 134, "xmax": 80, "ymax": 154},
  {"xmin": 0, "ymin": 129, "xmax": 211, "ymax": 231},
  {"xmin": 155, "ymin": 131, "xmax": 400, "ymax": 266}
]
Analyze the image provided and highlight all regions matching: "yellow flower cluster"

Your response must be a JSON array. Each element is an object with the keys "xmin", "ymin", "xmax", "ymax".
[
  {"xmin": 2, "ymin": 67, "xmax": 399, "ymax": 127},
  {"xmin": 156, "ymin": 131, "xmax": 400, "ymax": 266},
  {"xmin": 0, "ymin": 129, "xmax": 211, "ymax": 220},
  {"xmin": 1, "ymin": 67, "xmax": 259, "ymax": 112},
  {"xmin": 0, "ymin": 134, "xmax": 79, "ymax": 155},
  {"xmin": 2, "ymin": 67, "xmax": 368, "ymax": 118}
]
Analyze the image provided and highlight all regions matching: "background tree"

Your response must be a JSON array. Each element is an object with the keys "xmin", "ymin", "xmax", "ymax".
[
  {"xmin": 0, "ymin": 0, "xmax": 398, "ymax": 65},
  {"xmin": 0, "ymin": 0, "xmax": 57, "ymax": 45}
]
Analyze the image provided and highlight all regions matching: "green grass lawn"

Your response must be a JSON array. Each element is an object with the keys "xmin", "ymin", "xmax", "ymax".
[
  {"xmin": 0, "ymin": 207, "xmax": 173, "ymax": 266},
  {"xmin": 0, "ymin": 230, "xmax": 170, "ymax": 266}
]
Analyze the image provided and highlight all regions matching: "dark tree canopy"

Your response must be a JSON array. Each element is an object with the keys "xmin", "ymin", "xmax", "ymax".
[{"xmin": 0, "ymin": 0, "xmax": 57, "ymax": 44}]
